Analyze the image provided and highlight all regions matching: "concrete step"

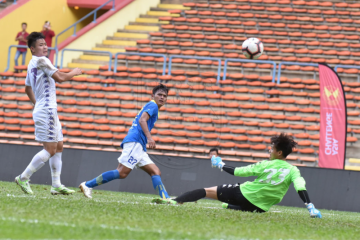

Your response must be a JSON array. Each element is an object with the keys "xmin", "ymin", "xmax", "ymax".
[
  {"xmin": 146, "ymin": 10, "xmax": 180, "ymax": 17},
  {"xmin": 92, "ymin": 47, "xmax": 125, "ymax": 54},
  {"xmin": 106, "ymin": 36, "xmax": 145, "ymax": 42},
  {"xmin": 113, "ymin": 32, "xmax": 149, "ymax": 39},
  {"xmin": 129, "ymin": 21, "xmax": 161, "ymax": 27},
  {"xmin": 135, "ymin": 17, "xmax": 169, "ymax": 24},
  {"xmin": 124, "ymin": 25, "xmax": 160, "ymax": 32},
  {"xmin": 349, "ymin": 158, "xmax": 360, "ymax": 164},
  {"xmin": 102, "ymin": 40, "xmax": 137, "ymax": 46},
  {"xmin": 80, "ymin": 55, "xmax": 111, "ymax": 62},
  {"xmin": 345, "ymin": 165, "xmax": 360, "ymax": 171},
  {"xmin": 67, "ymin": 62, "xmax": 102, "ymax": 70},
  {"xmin": 95, "ymin": 44, "xmax": 135, "ymax": 50},
  {"xmin": 157, "ymin": 3, "xmax": 190, "ymax": 10}
]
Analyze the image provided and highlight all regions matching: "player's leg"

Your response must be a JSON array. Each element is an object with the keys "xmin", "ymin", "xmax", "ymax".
[
  {"xmin": 159, "ymin": 184, "xmax": 240, "ymax": 205},
  {"xmin": 175, "ymin": 186, "xmax": 218, "ymax": 202},
  {"xmin": 15, "ymin": 142, "xmax": 56, "ymax": 194},
  {"xmin": 153, "ymin": 187, "xmax": 211, "ymax": 204},
  {"xmin": 219, "ymin": 185, "xmax": 265, "ymax": 213},
  {"xmin": 50, "ymin": 141, "xmax": 63, "ymax": 188},
  {"xmin": 21, "ymin": 51, "xmax": 27, "ymax": 66},
  {"xmin": 15, "ymin": 108, "xmax": 60, "ymax": 194},
  {"xmin": 79, "ymin": 142, "xmax": 140, "ymax": 198},
  {"xmin": 14, "ymin": 50, "xmax": 20, "ymax": 67},
  {"xmin": 49, "ymin": 140, "xmax": 75, "ymax": 195},
  {"xmin": 222, "ymin": 204, "xmax": 243, "ymax": 211},
  {"xmin": 140, "ymin": 162, "xmax": 170, "ymax": 199},
  {"xmin": 49, "ymin": 115, "xmax": 74, "ymax": 195}
]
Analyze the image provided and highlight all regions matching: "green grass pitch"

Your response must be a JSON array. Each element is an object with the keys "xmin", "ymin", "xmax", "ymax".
[{"xmin": 0, "ymin": 181, "xmax": 359, "ymax": 240}]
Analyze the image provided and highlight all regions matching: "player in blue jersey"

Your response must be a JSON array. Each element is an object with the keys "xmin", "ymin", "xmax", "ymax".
[{"xmin": 79, "ymin": 84, "xmax": 170, "ymax": 199}]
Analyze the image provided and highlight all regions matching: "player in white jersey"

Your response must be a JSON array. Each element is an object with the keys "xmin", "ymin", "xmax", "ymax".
[{"xmin": 15, "ymin": 32, "xmax": 82, "ymax": 195}]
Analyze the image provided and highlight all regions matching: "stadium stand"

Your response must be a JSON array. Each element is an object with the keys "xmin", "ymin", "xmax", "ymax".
[
  {"xmin": 1, "ymin": 0, "xmax": 360, "ymax": 168},
  {"xmin": 0, "ymin": 0, "xmax": 14, "ymax": 11}
]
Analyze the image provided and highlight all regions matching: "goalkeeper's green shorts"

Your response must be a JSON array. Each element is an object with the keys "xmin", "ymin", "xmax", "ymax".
[{"xmin": 217, "ymin": 183, "xmax": 265, "ymax": 213}]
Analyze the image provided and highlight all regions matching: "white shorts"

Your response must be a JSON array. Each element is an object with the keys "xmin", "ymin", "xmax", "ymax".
[
  {"xmin": 118, "ymin": 142, "xmax": 154, "ymax": 169},
  {"xmin": 33, "ymin": 108, "xmax": 63, "ymax": 143}
]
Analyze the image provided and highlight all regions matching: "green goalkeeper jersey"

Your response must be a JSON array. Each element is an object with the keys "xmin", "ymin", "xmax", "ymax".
[{"xmin": 235, "ymin": 160, "xmax": 306, "ymax": 211}]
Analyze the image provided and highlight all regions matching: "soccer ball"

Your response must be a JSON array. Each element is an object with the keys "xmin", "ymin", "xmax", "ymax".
[{"xmin": 242, "ymin": 38, "xmax": 264, "ymax": 59}]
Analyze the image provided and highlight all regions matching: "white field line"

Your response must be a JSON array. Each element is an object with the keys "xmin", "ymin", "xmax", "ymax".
[
  {"xmin": 3, "ymin": 194, "xmax": 337, "ymax": 216},
  {"xmin": 0, "ymin": 216, "xmax": 190, "ymax": 236},
  {"xmin": 0, "ymin": 216, "xmax": 265, "ymax": 240}
]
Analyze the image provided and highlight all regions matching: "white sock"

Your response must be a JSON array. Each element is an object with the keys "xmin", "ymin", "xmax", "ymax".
[
  {"xmin": 49, "ymin": 152, "xmax": 62, "ymax": 188},
  {"xmin": 21, "ymin": 149, "xmax": 51, "ymax": 181}
]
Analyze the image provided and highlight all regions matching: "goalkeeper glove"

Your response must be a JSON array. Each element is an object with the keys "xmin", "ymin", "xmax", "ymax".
[
  {"xmin": 211, "ymin": 156, "xmax": 225, "ymax": 170},
  {"xmin": 306, "ymin": 203, "xmax": 322, "ymax": 218}
]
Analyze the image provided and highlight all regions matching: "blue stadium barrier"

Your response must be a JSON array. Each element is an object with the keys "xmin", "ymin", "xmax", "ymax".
[
  {"xmin": 113, "ymin": 52, "xmax": 167, "ymax": 75},
  {"xmin": 334, "ymin": 65, "xmax": 360, "ymax": 72},
  {"xmin": 223, "ymin": 59, "xmax": 277, "ymax": 83},
  {"xmin": 54, "ymin": 0, "xmax": 115, "ymax": 67},
  {"xmin": 59, "ymin": 48, "xmax": 113, "ymax": 71},
  {"xmin": 168, "ymin": 55, "xmax": 222, "ymax": 83},
  {"xmin": 277, "ymin": 62, "xmax": 318, "ymax": 84},
  {"xmin": 4, "ymin": 45, "xmax": 55, "ymax": 72}
]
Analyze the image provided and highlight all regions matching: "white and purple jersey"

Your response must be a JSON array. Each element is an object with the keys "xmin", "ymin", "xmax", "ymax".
[{"xmin": 25, "ymin": 56, "xmax": 58, "ymax": 111}]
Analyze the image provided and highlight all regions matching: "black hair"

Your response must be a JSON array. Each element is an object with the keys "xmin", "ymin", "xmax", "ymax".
[
  {"xmin": 22, "ymin": 22, "xmax": 27, "ymax": 26},
  {"xmin": 152, "ymin": 83, "xmax": 169, "ymax": 95},
  {"xmin": 209, "ymin": 148, "xmax": 219, "ymax": 155},
  {"xmin": 270, "ymin": 133, "xmax": 297, "ymax": 158},
  {"xmin": 27, "ymin": 32, "xmax": 45, "ymax": 48}
]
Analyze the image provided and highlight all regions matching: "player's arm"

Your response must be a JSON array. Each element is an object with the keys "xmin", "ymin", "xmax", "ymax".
[
  {"xmin": 139, "ymin": 112, "xmax": 155, "ymax": 149},
  {"xmin": 52, "ymin": 68, "xmax": 82, "ymax": 83},
  {"xmin": 24, "ymin": 71, "xmax": 36, "ymax": 105},
  {"xmin": 25, "ymin": 86, "xmax": 36, "ymax": 105},
  {"xmin": 291, "ymin": 167, "xmax": 322, "ymax": 218},
  {"xmin": 15, "ymin": 33, "xmax": 21, "ymax": 41},
  {"xmin": 210, "ymin": 156, "xmax": 262, "ymax": 177}
]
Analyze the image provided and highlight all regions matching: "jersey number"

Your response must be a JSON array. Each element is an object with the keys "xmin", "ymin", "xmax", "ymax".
[
  {"xmin": 31, "ymin": 68, "xmax": 37, "ymax": 85},
  {"xmin": 259, "ymin": 168, "xmax": 290, "ymax": 185},
  {"xmin": 128, "ymin": 156, "xmax": 138, "ymax": 165}
]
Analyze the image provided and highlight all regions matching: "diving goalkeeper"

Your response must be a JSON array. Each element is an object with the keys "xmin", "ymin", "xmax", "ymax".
[{"xmin": 154, "ymin": 133, "xmax": 322, "ymax": 218}]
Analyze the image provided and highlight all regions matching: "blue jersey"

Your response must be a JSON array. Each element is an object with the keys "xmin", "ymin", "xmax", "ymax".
[{"xmin": 121, "ymin": 100, "xmax": 159, "ymax": 151}]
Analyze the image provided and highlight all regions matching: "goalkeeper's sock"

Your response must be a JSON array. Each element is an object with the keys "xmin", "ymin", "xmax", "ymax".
[
  {"xmin": 151, "ymin": 175, "xmax": 169, "ymax": 199},
  {"xmin": 174, "ymin": 189, "xmax": 206, "ymax": 203},
  {"xmin": 85, "ymin": 170, "xmax": 120, "ymax": 188}
]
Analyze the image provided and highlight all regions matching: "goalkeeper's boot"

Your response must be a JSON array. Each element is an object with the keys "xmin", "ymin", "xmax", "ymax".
[
  {"xmin": 79, "ymin": 182, "xmax": 93, "ymax": 199},
  {"xmin": 306, "ymin": 203, "xmax": 322, "ymax": 218},
  {"xmin": 222, "ymin": 203, "xmax": 242, "ymax": 210},
  {"xmin": 152, "ymin": 198, "xmax": 178, "ymax": 205},
  {"xmin": 51, "ymin": 185, "xmax": 75, "ymax": 195},
  {"xmin": 15, "ymin": 175, "xmax": 33, "ymax": 195}
]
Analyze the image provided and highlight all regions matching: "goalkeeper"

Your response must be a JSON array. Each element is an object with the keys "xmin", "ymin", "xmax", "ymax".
[{"xmin": 154, "ymin": 133, "xmax": 322, "ymax": 218}]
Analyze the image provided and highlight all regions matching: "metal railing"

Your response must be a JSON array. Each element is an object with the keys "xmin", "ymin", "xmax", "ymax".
[
  {"xmin": 9, "ymin": 43, "xmax": 360, "ymax": 85},
  {"xmin": 60, "ymin": 48, "xmax": 113, "ymax": 71},
  {"xmin": 334, "ymin": 65, "xmax": 360, "ymax": 81},
  {"xmin": 277, "ymin": 62, "xmax": 319, "ymax": 84},
  {"xmin": 223, "ymin": 59, "xmax": 277, "ymax": 83},
  {"xmin": 113, "ymin": 52, "xmax": 167, "ymax": 75},
  {"xmin": 168, "ymin": 55, "xmax": 222, "ymax": 83},
  {"xmin": 4, "ymin": 45, "xmax": 56, "ymax": 72},
  {"xmin": 334, "ymin": 65, "xmax": 360, "ymax": 72},
  {"xmin": 54, "ymin": 0, "xmax": 115, "ymax": 67}
]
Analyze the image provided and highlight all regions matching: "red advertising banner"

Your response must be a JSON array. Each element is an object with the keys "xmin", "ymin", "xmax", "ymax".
[{"xmin": 318, "ymin": 63, "xmax": 347, "ymax": 169}]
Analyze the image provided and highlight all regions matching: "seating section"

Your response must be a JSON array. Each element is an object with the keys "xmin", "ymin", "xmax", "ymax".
[
  {"xmin": 0, "ymin": 0, "xmax": 13, "ymax": 12},
  {"xmin": 1, "ymin": 0, "xmax": 360, "ymax": 169}
]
